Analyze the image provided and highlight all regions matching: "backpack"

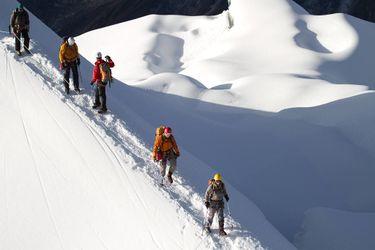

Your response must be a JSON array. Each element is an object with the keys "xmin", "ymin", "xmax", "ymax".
[
  {"xmin": 207, "ymin": 179, "xmax": 222, "ymax": 191},
  {"xmin": 155, "ymin": 126, "xmax": 165, "ymax": 137},
  {"xmin": 154, "ymin": 126, "xmax": 165, "ymax": 161},
  {"xmin": 100, "ymin": 61, "xmax": 112, "ymax": 83},
  {"xmin": 14, "ymin": 9, "xmax": 27, "ymax": 28}
]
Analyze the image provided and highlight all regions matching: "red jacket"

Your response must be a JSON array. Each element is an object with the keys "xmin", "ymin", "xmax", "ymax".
[{"xmin": 91, "ymin": 58, "xmax": 115, "ymax": 83}]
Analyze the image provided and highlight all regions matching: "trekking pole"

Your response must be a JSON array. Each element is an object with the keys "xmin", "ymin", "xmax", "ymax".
[
  {"xmin": 12, "ymin": 31, "xmax": 33, "ymax": 56},
  {"xmin": 226, "ymin": 201, "xmax": 231, "ymax": 217},
  {"xmin": 225, "ymin": 200, "xmax": 234, "ymax": 230},
  {"xmin": 194, "ymin": 207, "xmax": 210, "ymax": 250},
  {"xmin": 13, "ymin": 32, "xmax": 23, "ymax": 47},
  {"xmin": 201, "ymin": 207, "xmax": 208, "ymax": 236}
]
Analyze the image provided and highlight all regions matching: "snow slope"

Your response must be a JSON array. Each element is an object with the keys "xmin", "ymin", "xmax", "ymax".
[
  {"xmin": 0, "ymin": 0, "xmax": 294, "ymax": 249},
  {"xmin": 78, "ymin": 0, "xmax": 375, "ymax": 112},
  {"xmin": 295, "ymin": 208, "xmax": 375, "ymax": 250},
  {"xmin": 76, "ymin": 0, "xmax": 375, "ymax": 248},
  {"xmin": 0, "ymin": 45, "xmax": 206, "ymax": 249}
]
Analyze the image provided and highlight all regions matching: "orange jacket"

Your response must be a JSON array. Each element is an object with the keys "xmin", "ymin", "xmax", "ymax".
[
  {"xmin": 152, "ymin": 135, "xmax": 180, "ymax": 159},
  {"xmin": 59, "ymin": 42, "xmax": 79, "ymax": 63}
]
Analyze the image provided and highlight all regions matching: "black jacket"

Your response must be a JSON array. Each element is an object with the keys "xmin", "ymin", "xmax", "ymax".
[{"xmin": 10, "ymin": 8, "xmax": 29, "ymax": 30}]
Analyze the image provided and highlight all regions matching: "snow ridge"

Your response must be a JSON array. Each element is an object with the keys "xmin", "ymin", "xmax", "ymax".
[{"xmin": 0, "ymin": 35, "xmax": 264, "ymax": 249}]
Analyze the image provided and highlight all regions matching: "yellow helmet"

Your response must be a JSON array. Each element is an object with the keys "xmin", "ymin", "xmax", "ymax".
[{"xmin": 213, "ymin": 173, "xmax": 222, "ymax": 181}]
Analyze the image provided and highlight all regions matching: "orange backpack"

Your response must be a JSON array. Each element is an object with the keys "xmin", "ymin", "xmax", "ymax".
[
  {"xmin": 154, "ymin": 126, "xmax": 165, "ymax": 161},
  {"xmin": 155, "ymin": 126, "xmax": 165, "ymax": 137}
]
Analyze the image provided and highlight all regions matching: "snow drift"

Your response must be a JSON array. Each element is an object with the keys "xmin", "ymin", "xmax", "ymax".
[
  {"xmin": 2, "ymin": 0, "xmax": 375, "ymax": 249},
  {"xmin": 295, "ymin": 208, "xmax": 375, "ymax": 250},
  {"xmin": 0, "ymin": 0, "xmax": 294, "ymax": 249},
  {"xmin": 76, "ymin": 0, "xmax": 375, "ymax": 249}
]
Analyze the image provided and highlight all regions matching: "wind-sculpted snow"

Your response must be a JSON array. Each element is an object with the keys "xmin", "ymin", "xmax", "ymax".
[
  {"xmin": 3, "ymin": 0, "xmax": 375, "ymax": 249},
  {"xmin": 0, "ymin": 0, "xmax": 295, "ymax": 249},
  {"xmin": 295, "ymin": 208, "xmax": 375, "ymax": 250},
  {"xmin": 0, "ymin": 34, "xmax": 270, "ymax": 250},
  {"xmin": 76, "ymin": 0, "xmax": 375, "ymax": 249}
]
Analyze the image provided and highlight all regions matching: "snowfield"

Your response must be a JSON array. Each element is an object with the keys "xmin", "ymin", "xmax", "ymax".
[
  {"xmin": 2, "ymin": 0, "xmax": 375, "ymax": 249},
  {"xmin": 0, "ymin": 0, "xmax": 293, "ymax": 249},
  {"xmin": 77, "ymin": 0, "xmax": 375, "ymax": 248},
  {"xmin": 295, "ymin": 207, "xmax": 375, "ymax": 250}
]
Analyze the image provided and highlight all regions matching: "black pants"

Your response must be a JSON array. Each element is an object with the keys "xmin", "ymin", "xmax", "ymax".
[
  {"xmin": 94, "ymin": 84, "xmax": 107, "ymax": 110},
  {"xmin": 14, "ymin": 29, "xmax": 30, "ymax": 52},
  {"xmin": 63, "ymin": 62, "xmax": 79, "ymax": 91}
]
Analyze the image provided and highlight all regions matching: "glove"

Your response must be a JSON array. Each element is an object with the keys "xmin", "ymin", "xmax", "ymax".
[
  {"xmin": 175, "ymin": 152, "xmax": 180, "ymax": 157},
  {"xmin": 105, "ymin": 55, "xmax": 111, "ymax": 61},
  {"xmin": 76, "ymin": 58, "xmax": 80, "ymax": 65},
  {"xmin": 97, "ymin": 80, "xmax": 106, "ymax": 87},
  {"xmin": 205, "ymin": 202, "xmax": 210, "ymax": 208},
  {"xmin": 225, "ymin": 195, "xmax": 229, "ymax": 202},
  {"xmin": 12, "ymin": 25, "xmax": 18, "ymax": 34},
  {"xmin": 90, "ymin": 80, "xmax": 94, "ymax": 86}
]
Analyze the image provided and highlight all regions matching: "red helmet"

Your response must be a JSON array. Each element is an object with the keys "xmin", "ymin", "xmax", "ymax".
[{"xmin": 164, "ymin": 127, "xmax": 172, "ymax": 134}]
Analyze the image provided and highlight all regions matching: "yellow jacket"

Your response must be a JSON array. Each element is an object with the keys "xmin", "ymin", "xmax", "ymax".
[{"xmin": 59, "ymin": 42, "xmax": 79, "ymax": 63}]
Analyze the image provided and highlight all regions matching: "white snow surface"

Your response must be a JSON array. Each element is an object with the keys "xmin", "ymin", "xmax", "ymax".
[
  {"xmin": 76, "ymin": 0, "xmax": 375, "ymax": 249},
  {"xmin": 295, "ymin": 208, "xmax": 375, "ymax": 250},
  {"xmin": 3, "ymin": 0, "xmax": 375, "ymax": 249},
  {"xmin": 0, "ymin": 0, "xmax": 293, "ymax": 250}
]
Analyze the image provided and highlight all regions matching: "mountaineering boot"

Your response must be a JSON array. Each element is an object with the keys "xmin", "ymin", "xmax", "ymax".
[
  {"xmin": 219, "ymin": 222, "xmax": 227, "ymax": 236},
  {"xmin": 98, "ymin": 108, "xmax": 107, "ymax": 114},
  {"xmin": 219, "ymin": 228, "xmax": 227, "ymax": 236},
  {"xmin": 204, "ymin": 226, "xmax": 211, "ymax": 234},
  {"xmin": 74, "ymin": 88, "xmax": 80, "ymax": 93},
  {"xmin": 159, "ymin": 174, "xmax": 165, "ymax": 186},
  {"xmin": 167, "ymin": 172, "xmax": 173, "ymax": 184},
  {"xmin": 92, "ymin": 103, "xmax": 100, "ymax": 109}
]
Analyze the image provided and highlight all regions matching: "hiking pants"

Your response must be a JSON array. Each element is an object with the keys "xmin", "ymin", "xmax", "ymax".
[
  {"xmin": 160, "ymin": 151, "xmax": 177, "ymax": 177},
  {"xmin": 14, "ymin": 28, "xmax": 29, "ymax": 52},
  {"xmin": 205, "ymin": 200, "xmax": 225, "ymax": 228},
  {"xmin": 63, "ymin": 62, "xmax": 79, "ymax": 90},
  {"xmin": 94, "ymin": 84, "xmax": 107, "ymax": 110}
]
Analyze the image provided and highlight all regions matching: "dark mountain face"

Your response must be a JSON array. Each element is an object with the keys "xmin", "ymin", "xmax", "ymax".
[
  {"xmin": 18, "ymin": 0, "xmax": 373, "ymax": 37},
  {"xmin": 294, "ymin": 0, "xmax": 375, "ymax": 22},
  {"xmin": 19, "ymin": 0, "xmax": 228, "ymax": 37}
]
